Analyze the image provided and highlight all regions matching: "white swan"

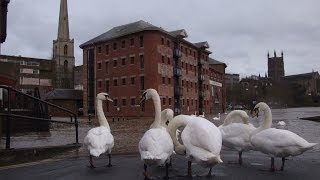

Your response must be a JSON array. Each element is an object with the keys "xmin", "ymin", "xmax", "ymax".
[
  {"xmin": 250, "ymin": 102, "xmax": 317, "ymax": 171},
  {"xmin": 199, "ymin": 111, "xmax": 205, "ymax": 118},
  {"xmin": 213, "ymin": 113, "xmax": 221, "ymax": 121},
  {"xmin": 138, "ymin": 89, "xmax": 174, "ymax": 179},
  {"xmin": 84, "ymin": 92, "xmax": 114, "ymax": 168},
  {"xmin": 218, "ymin": 110, "xmax": 256, "ymax": 165},
  {"xmin": 167, "ymin": 115, "xmax": 223, "ymax": 177},
  {"xmin": 277, "ymin": 121, "xmax": 286, "ymax": 126},
  {"xmin": 160, "ymin": 108, "xmax": 174, "ymax": 128}
]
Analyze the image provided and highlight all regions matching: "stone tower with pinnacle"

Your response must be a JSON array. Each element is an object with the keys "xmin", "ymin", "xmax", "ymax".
[{"xmin": 52, "ymin": 0, "xmax": 74, "ymax": 89}]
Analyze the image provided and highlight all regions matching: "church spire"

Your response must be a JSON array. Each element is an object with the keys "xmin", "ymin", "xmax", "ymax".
[
  {"xmin": 274, "ymin": 50, "xmax": 276, "ymax": 57},
  {"xmin": 57, "ymin": 0, "xmax": 70, "ymax": 40}
]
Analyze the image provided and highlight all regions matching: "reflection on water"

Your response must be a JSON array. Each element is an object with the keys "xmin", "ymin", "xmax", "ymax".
[{"xmin": 1, "ymin": 107, "xmax": 320, "ymax": 154}]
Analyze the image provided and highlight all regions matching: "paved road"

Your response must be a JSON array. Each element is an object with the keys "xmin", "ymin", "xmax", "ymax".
[{"xmin": 0, "ymin": 150, "xmax": 319, "ymax": 180}]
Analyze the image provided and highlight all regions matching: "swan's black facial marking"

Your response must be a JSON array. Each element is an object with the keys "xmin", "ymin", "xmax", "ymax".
[
  {"xmin": 252, "ymin": 107, "xmax": 259, "ymax": 118},
  {"xmin": 103, "ymin": 94, "xmax": 113, "ymax": 102},
  {"xmin": 165, "ymin": 120, "xmax": 169, "ymax": 126},
  {"xmin": 139, "ymin": 91, "xmax": 147, "ymax": 105}
]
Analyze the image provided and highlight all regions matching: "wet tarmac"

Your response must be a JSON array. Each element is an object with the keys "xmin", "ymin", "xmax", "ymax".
[{"xmin": 0, "ymin": 150, "xmax": 319, "ymax": 180}]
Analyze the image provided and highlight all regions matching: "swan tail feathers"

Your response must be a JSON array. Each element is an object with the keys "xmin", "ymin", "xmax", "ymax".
[{"xmin": 304, "ymin": 143, "xmax": 317, "ymax": 150}]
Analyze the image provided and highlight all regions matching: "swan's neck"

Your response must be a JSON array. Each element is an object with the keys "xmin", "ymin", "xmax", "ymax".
[
  {"xmin": 167, "ymin": 115, "xmax": 189, "ymax": 147},
  {"xmin": 149, "ymin": 94, "xmax": 161, "ymax": 129},
  {"xmin": 97, "ymin": 99, "xmax": 110, "ymax": 131},
  {"xmin": 222, "ymin": 110, "xmax": 245, "ymax": 126},
  {"xmin": 254, "ymin": 107, "xmax": 272, "ymax": 134}
]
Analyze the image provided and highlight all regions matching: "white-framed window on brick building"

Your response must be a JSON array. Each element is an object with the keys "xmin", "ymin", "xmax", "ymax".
[
  {"xmin": 139, "ymin": 35, "xmax": 144, "ymax": 47},
  {"xmin": 167, "ymin": 57, "xmax": 170, "ymax": 65},
  {"xmin": 140, "ymin": 55, "xmax": 144, "ymax": 69},
  {"xmin": 161, "ymin": 55, "xmax": 165, "ymax": 63},
  {"xmin": 105, "ymin": 61, "xmax": 109, "ymax": 74},
  {"xmin": 161, "ymin": 37, "xmax": 164, "ymax": 45},
  {"xmin": 98, "ymin": 46, "xmax": 102, "ymax": 54},
  {"xmin": 113, "ymin": 59, "xmax": 117, "ymax": 67},
  {"xmin": 113, "ymin": 42, "xmax": 117, "ymax": 50},
  {"xmin": 122, "ymin": 77, "xmax": 126, "ymax": 86},
  {"xmin": 113, "ymin": 98, "xmax": 118, "ymax": 107},
  {"xmin": 130, "ymin": 56, "xmax": 135, "ymax": 64},
  {"xmin": 162, "ymin": 97, "xmax": 166, "ymax": 106},
  {"xmin": 130, "ymin": 77, "xmax": 135, "ymax": 85},
  {"xmin": 140, "ymin": 76, "xmax": 145, "ymax": 90},
  {"xmin": 162, "ymin": 77, "xmax": 165, "ymax": 84},
  {"xmin": 131, "ymin": 97, "xmax": 136, "ymax": 106},
  {"xmin": 121, "ymin": 40, "xmax": 125, "ymax": 48},
  {"xmin": 98, "ymin": 62, "xmax": 102, "ymax": 70},
  {"xmin": 169, "ymin": 98, "xmax": 172, "ymax": 106},
  {"xmin": 168, "ymin": 77, "xmax": 171, "ymax": 85},
  {"xmin": 105, "ymin": 80, "xmax": 109, "ymax": 93},
  {"xmin": 122, "ymin": 98, "xmax": 126, "ymax": 106},
  {"xmin": 113, "ymin": 79, "xmax": 118, "ymax": 86},
  {"xmin": 130, "ymin": 38, "xmax": 134, "ymax": 46},
  {"xmin": 105, "ymin": 45, "xmax": 109, "ymax": 55},
  {"xmin": 98, "ymin": 80, "xmax": 102, "ymax": 88},
  {"xmin": 121, "ymin": 57, "xmax": 126, "ymax": 66}
]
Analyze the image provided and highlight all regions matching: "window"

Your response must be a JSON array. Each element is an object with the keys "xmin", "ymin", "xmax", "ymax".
[
  {"xmin": 130, "ymin": 38, "xmax": 134, "ymax": 46},
  {"xmin": 33, "ymin": 69, "xmax": 39, "ymax": 74},
  {"xmin": 187, "ymin": 99, "xmax": 189, "ymax": 106},
  {"xmin": 167, "ymin": 40, "xmax": 170, "ymax": 47},
  {"xmin": 140, "ymin": 76, "xmax": 144, "ymax": 90},
  {"xmin": 105, "ymin": 80, "xmax": 109, "ymax": 92},
  {"xmin": 169, "ymin": 98, "xmax": 172, "ymax": 106},
  {"xmin": 161, "ymin": 37, "xmax": 164, "ymax": 45},
  {"xmin": 130, "ymin": 56, "xmax": 135, "ymax": 64},
  {"xmin": 140, "ymin": 55, "xmax": 144, "ymax": 69},
  {"xmin": 113, "ymin": 42, "xmax": 117, "ymax": 50},
  {"xmin": 122, "ymin": 98, "xmax": 126, "ymax": 106},
  {"xmin": 168, "ymin": 78, "xmax": 171, "ymax": 85},
  {"xmin": 113, "ymin": 79, "xmax": 118, "ymax": 86},
  {"xmin": 167, "ymin": 57, "xmax": 170, "ymax": 65},
  {"xmin": 162, "ymin": 56, "xmax": 164, "ymax": 63},
  {"xmin": 162, "ymin": 97, "xmax": 166, "ymax": 106},
  {"xmin": 113, "ymin": 59, "xmax": 117, "ymax": 67},
  {"xmin": 162, "ymin": 77, "xmax": 165, "ymax": 84},
  {"xmin": 121, "ymin": 40, "xmax": 125, "ymax": 48},
  {"xmin": 131, "ymin": 77, "xmax": 135, "ymax": 85},
  {"xmin": 98, "ymin": 62, "xmax": 102, "ymax": 69},
  {"xmin": 105, "ymin": 45, "xmax": 109, "ymax": 55},
  {"xmin": 122, "ymin": 78, "xmax": 126, "ymax": 85},
  {"xmin": 113, "ymin": 99, "xmax": 118, "ymax": 107},
  {"xmin": 64, "ymin": 45, "xmax": 68, "ymax": 55},
  {"xmin": 105, "ymin": 61, "xmax": 109, "ymax": 74},
  {"xmin": 121, "ymin": 58, "xmax": 126, "ymax": 65},
  {"xmin": 64, "ymin": 60, "xmax": 68, "ymax": 72},
  {"xmin": 97, "ymin": 46, "xmax": 101, "ymax": 54},
  {"xmin": 139, "ymin": 36, "xmax": 144, "ymax": 47},
  {"xmin": 98, "ymin": 81, "xmax": 102, "ymax": 88},
  {"xmin": 182, "ymin": 80, "xmax": 184, "ymax": 87},
  {"xmin": 131, "ymin": 98, "xmax": 135, "ymax": 106}
]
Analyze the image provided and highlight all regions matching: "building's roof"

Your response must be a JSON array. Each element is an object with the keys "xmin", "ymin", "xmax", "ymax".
[
  {"xmin": 208, "ymin": 57, "xmax": 227, "ymax": 67},
  {"xmin": 0, "ymin": 54, "xmax": 51, "ymax": 62},
  {"xmin": 80, "ymin": 20, "xmax": 162, "ymax": 47},
  {"xmin": 79, "ymin": 20, "xmax": 212, "ymax": 54},
  {"xmin": 45, "ymin": 89, "xmax": 83, "ymax": 100},
  {"xmin": 283, "ymin": 72, "xmax": 319, "ymax": 81}
]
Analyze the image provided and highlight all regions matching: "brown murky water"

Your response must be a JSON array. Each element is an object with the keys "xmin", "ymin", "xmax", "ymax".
[{"xmin": 1, "ymin": 107, "xmax": 319, "ymax": 157}]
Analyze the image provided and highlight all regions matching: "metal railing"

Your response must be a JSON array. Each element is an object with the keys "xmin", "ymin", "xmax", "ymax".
[{"xmin": 0, "ymin": 85, "xmax": 78, "ymax": 149}]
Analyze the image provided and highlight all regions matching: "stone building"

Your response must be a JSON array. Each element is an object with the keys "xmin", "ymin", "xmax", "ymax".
[
  {"xmin": 209, "ymin": 58, "xmax": 227, "ymax": 113},
  {"xmin": 268, "ymin": 50, "xmax": 284, "ymax": 82},
  {"xmin": 80, "ymin": 20, "xmax": 222, "ymax": 117},
  {"xmin": 283, "ymin": 71, "xmax": 320, "ymax": 96},
  {"xmin": 52, "ymin": 0, "xmax": 75, "ymax": 89},
  {"xmin": 225, "ymin": 73, "xmax": 240, "ymax": 89}
]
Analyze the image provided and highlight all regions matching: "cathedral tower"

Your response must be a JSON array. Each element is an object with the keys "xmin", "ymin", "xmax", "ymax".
[
  {"xmin": 268, "ymin": 50, "xmax": 284, "ymax": 82},
  {"xmin": 52, "ymin": 0, "xmax": 74, "ymax": 89}
]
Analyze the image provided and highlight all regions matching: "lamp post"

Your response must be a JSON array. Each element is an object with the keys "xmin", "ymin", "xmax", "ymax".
[{"xmin": 0, "ymin": 0, "xmax": 10, "ymax": 43}]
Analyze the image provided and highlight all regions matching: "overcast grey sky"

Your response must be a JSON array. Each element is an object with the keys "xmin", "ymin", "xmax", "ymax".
[{"xmin": 2, "ymin": 0, "xmax": 320, "ymax": 78}]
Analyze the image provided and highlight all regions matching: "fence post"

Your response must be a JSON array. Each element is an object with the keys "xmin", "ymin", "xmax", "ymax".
[
  {"xmin": 75, "ymin": 115, "xmax": 78, "ymax": 144},
  {"xmin": 5, "ymin": 89, "xmax": 11, "ymax": 149}
]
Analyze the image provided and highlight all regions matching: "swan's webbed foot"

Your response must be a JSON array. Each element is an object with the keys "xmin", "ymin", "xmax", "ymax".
[
  {"xmin": 280, "ymin": 157, "xmax": 286, "ymax": 171},
  {"xmin": 238, "ymin": 151, "xmax": 243, "ymax": 165},
  {"xmin": 106, "ymin": 154, "xmax": 112, "ymax": 167},
  {"xmin": 106, "ymin": 163, "xmax": 112, "ymax": 167}
]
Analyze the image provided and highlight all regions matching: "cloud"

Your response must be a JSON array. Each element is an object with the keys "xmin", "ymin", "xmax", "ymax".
[{"xmin": 2, "ymin": 0, "xmax": 319, "ymax": 78}]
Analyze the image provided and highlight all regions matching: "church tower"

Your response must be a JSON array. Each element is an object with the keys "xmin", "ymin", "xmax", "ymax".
[
  {"xmin": 268, "ymin": 50, "xmax": 284, "ymax": 82},
  {"xmin": 52, "ymin": 0, "xmax": 74, "ymax": 89}
]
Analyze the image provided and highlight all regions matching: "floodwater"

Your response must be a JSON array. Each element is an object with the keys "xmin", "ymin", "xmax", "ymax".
[{"xmin": 1, "ymin": 107, "xmax": 320, "ymax": 155}]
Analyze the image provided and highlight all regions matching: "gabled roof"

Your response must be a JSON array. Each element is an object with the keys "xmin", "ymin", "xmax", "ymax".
[
  {"xmin": 208, "ymin": 57, "xmax": 227, "ymax": 67},
  {"xmin": 45, "ymin": 89, "xmax": 83, "ymax": 100},
  {"xmin": 194, "ymin": 41, "xmax": 209, "ymax": 49},
  {"xmin": 80, "ymin": 20, "xmax": 162, "ymax": 48},
  {"xmin": 283, "ymin": 72, "xmax": 319, "ymax": 81},
  {"xmin": 169, "ymin": 29, "xmax": 188, "ymax": 38}
]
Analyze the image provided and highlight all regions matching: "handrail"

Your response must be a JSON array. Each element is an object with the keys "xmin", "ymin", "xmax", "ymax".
[{"xmin": 0, "ymin": 85, "xmax": 79, "ymax": 149}]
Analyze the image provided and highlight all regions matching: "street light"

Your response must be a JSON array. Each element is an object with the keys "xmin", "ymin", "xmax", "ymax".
[{"xmin": 0, "ymin": 0, "xmax": 10, "ymax": 43}]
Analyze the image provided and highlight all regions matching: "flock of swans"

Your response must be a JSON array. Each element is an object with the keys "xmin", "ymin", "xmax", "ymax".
[{"xmin": 84, "ymin": 89, "xmax": 317, "ymax": 179}]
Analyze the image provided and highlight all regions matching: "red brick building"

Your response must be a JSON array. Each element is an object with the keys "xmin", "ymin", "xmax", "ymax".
[
  {"xmin": 80, "ymin": 20, "xmax": 225, "ymax": 117},
  {"xmin": 209, "ymin": 58, "xmax": 227, "ymax": 114}
]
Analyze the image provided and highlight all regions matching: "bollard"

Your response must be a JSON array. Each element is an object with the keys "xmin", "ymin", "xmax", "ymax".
[{"xmin": 88, "ymin": 114, "xmax": 91, "ymax": 123}]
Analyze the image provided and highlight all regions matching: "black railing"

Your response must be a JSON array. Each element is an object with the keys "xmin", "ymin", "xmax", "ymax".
[{"xmin": 0, "ymin": 85, "xmax": 78, "ymax": 149}]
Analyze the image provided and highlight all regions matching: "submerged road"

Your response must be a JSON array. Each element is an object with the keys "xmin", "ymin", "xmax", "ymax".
[{"xmin": 0, "ymin": 150, "xmax": 319, "ymax": 180}]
